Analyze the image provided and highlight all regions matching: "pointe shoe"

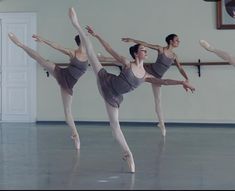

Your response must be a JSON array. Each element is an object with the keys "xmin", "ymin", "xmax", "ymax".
[
  {"xmin": 199, "ymin": 40, "xmax": 214, "ymax": 52},
  {"xmin": 123, "ymin": 153, "xmax": 135, "ymax": 173},
  {"xmin": 8, "ymin": 33, "xmax": 21, "ymax": 46},
  {"xmin": 157, "ymin": 124, "xmax": 166, "ymax": 137},
  {"xmin": 69, "ymin": 7, "xmax": 79, "ymax": 28},
  {"xmin": 71, "ymin": 135, "xmax": 80, "ymax": 150},
  {"xmin": 8, "ymin": 33, "xmax": 16, "ymax": 41}
]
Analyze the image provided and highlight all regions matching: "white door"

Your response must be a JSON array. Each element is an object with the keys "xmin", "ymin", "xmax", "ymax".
[{"xmin": 0, "ymin": 13, "xmax": 36, "ymax": 122}]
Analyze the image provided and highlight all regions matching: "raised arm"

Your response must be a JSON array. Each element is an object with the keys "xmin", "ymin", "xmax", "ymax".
[
  {"xmin": 144, "ymin": 73, "xmax": 195, "ymax": 93},
  {"xmin": 32, "ymin": 34, "xmax": 74, "ymax": 57},
  {"xmin": 121, "ymin": 37, "xmax": 161, "ymax": 51},
  {"xmin": 86, "ymin": 26, "xmax": 129, "ymax": 67},
  {"xmin": 97, "ymin": 53, "xmax": 122, "ymax": 67}
]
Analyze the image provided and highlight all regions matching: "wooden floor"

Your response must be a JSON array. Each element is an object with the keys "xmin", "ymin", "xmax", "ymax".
[{"xmin": 1, "ymin": 122, "xmax": 235, "ymax": 190}]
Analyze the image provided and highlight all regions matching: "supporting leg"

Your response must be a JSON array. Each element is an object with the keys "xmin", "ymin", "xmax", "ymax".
[
  {"xmin": 104, "ymin": 101, "xmax": 135, "ymax": 173},
  {"xmin": 60, "ymin": 87, "xmax": 80, "ymax": 150},
  {"xmin": 152, "ymin": 84, "xmax": 166, "ymax": 136}
]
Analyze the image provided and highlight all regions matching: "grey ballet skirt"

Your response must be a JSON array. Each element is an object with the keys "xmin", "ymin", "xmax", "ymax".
[
  {"xmin": 54, "ymin": 57, "xmax": 88, "ymax": 95},
  {"xmin": 97, "ymin": 68, "xmax": 123, "ymax": 108}
]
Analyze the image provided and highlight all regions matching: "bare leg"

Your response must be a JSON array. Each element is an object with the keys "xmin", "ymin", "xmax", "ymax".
[
  {"xmin": 104, "ymin": 101, "xmax": 135, "ymax": 173},
  {"xmin": 200, "ymin": 40, "xmax": 235, "ymax": 66},
  {"xmin": 211, "ymin": 49, "xmax": 235, "ymax": 66},
  {"xmin": 69, "ymin": 8, "xmax": 102, "ymax": 76},
  {"xmin": 60, "ymin": 87, "xmax": 80, "ymax": 150},
  {"xmin": 8, "ymin": 33, "xmax": 56, "ymax": 75},
  {"xmin": 151, "ymin": 84, "xmax": 166, "ymax": 137}
]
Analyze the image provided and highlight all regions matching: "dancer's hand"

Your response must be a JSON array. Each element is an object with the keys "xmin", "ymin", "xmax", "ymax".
[
  {"xmin": 32, "ymin": 34, "xmax": 43, "ymax": 43},
  {"xmin": 121, "ymin": 38, "xmax": 133, "ymax": 43},
  {"xmin": 85, "ymin": 25, "xmax": 97, "ymax": 37},
  {"xmin": 182, "ymin": 80, "xmax": 195, "ymax": 93}
]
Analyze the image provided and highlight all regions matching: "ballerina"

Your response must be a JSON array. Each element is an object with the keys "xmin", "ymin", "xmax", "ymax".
[
  {"xmin": 122, "ymin": 34, "xmax": 191, "ymax": 136},
  {"xmin": 68, "ymin": 7, "xmax": 195, "ymax": 173}
]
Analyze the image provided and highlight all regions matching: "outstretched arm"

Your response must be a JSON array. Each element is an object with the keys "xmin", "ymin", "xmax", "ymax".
[
  {"xmin": 32, "ymin": 35, "xmax": 74, "ymax": 57},
  {"xmin": 144, "ymin": 73, "xmax": 195, "ymax": 93},
  {"xmin": 121, "ymin": 37, "xmax": 161, "ymax": 51},
  {"xmin": 86, "ymin": 26, "xmax": 129, "ymax": 67},
  {"xmin": 97, "ymin": 54, "xmax": 122, "ymax": 67}
]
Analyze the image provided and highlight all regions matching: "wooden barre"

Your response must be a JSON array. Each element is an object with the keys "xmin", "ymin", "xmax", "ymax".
[
  {"xmin": 44, "ymin": 61, "xmax": 230, "ymax": 77},
  {"xmin": 54, "ymin": 61, "xmax": 230, "ymax": 66}
]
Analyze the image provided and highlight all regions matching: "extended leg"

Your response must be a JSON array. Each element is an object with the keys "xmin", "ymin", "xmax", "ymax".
[
  {"xmin": 200, "ymin": 40, "xmax": 235, "ymax": 66},
  {"xmin": 60, "ymin": 87, "xmax": 80, "ymax": 150},
  {"xmin": 152, "ymin": 84, "xmax": 166, "ymax": 136},
  {"xmin": 104, "ymin": 101, "xmax": 135, "ymax": 173},
  {"xmin": 211, "ymin": 49, "xmax": 235, "ymax": 66},
  {"xmin": 69, "ymin": 8, "xmax": 102, "ymax": 76},
  {"xmin": 8, "ymin": 33, "xmax": 56, "ymax": 76}
]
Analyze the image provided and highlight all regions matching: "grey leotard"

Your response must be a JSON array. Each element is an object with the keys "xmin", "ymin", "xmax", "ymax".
[
  {"xmin": 54, "ymin": 57, "xmax": 88, "ymax": 95},
  {"xmin": 144, "ymin": 52, "xmax": 175, "ymax": 78},
  {"xmin": 98, "ymin": 66, "xmax": 145, "ymax": 108}
]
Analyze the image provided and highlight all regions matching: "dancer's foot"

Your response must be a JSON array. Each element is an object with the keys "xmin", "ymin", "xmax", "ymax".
[
  {"xmin": 71, "ymin": 134, "xmax": 80, "ymax": 150},
  {"xmin": 123, "ymin": 152, "xmax": 135, "ymax": 173},
  {"xmin": 199, "ymin": 40, "xmax": 214, "ymax": 52},
  {"xmin": 69, "ymin": 7, "xmax": 79, "ymax": 28},
  {"xmin": 157, "ymin": 123, "xmax": 166, "ymax": 137},
  {"xmin": 8, "ymin": 33, "xmax": 22, "ymax": 47}
]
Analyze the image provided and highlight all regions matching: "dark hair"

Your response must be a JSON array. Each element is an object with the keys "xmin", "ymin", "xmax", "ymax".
[
  {"xmin": 74, "ymin": 35, "xmax": 81, "ymax": 46},
  {"xmin": 165, "ymin": 34, "xmax": 177, "ymax": 45},
  {"xmin": 129, "ymin": 44, "xmax": 141, "ymax": 59}
]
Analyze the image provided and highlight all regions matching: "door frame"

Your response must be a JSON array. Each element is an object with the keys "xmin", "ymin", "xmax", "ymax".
[{"xmin": 0, "ymin": 12, "xmax": 37, "ymax": 122}]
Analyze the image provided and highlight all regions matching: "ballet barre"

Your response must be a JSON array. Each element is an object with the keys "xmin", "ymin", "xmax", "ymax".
[
  {"xmin": 172, "ymin": 60, "xmax": 230, "ymax": 77},
  {"xmin": 44, "ymin": 60, "xmax": 230, "ymax": 78},
  {"xmin": 145, "ymin": 60, "xmax": 230, "ymax": 77}
]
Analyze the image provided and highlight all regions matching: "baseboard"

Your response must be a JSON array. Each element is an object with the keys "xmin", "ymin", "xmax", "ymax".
[{"xmin": 36, "ymin": 121, "xmax": 235, "ymax": 127}]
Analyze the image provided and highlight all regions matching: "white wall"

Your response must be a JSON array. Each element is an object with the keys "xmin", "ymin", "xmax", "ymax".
[{"xmin": 1, "ymin": 0, "xmax": 235, "ymax": 123}]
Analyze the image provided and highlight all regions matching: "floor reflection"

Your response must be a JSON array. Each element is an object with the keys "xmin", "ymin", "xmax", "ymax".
[{"xmin": 1, "ymin": 123, "xmax": 235, "ymax": 189}]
